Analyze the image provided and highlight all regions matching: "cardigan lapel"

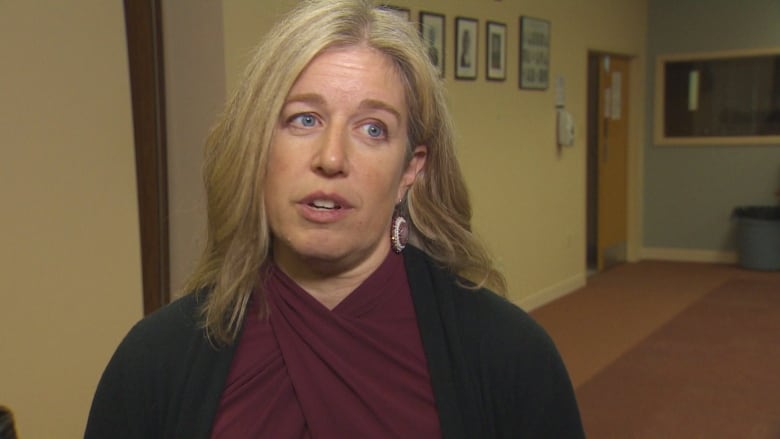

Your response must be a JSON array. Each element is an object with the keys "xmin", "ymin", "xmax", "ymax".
[
  {"xmin": 404, "ymin": 246, "xmax": 469, "ymax": 439},
  {"xmin": 167, "ymin": 293, "xmax": 237, "ymax": 439}
]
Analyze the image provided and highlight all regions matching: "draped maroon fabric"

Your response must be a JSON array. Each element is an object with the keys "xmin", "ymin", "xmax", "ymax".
[{"xmin": 211, "ymin": 251, "xmax": 441, "ymax": 438}]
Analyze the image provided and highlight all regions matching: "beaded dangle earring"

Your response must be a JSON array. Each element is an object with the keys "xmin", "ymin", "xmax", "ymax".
[{"xmin": 390, "ymin": 200, "xmax": 409, "ymax": 253}]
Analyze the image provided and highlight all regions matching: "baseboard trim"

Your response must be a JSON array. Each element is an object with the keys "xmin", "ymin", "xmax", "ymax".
[
  {"xmin": 641, "ymin": 247, "xmax": 738, "ymax": 264},
  {"xmin": 517, "ymin": 272, "xmax": 586, "ymax": 312}
]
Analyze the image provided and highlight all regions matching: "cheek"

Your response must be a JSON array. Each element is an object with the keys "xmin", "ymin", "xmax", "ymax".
[
  {"xmin": 263, "ymin": 154, "xmax": 291, "ymax": 216},
  {"xmin": 265, "ymin": 148, "xmax": 295, "ymax": 190},
  {"xmin": 364, "ymin": 168, "xmax": 405, "ymax": 211}
]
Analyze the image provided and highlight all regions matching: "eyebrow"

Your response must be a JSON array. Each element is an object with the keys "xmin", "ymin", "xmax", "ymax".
[
  {"xmin": 283, "ymin": 93, "xmax": 402, "ymax": 123},
  {"xmin": 284, "ymin": 93, "xmax": 326, "ymax": 107},
  {"xmin": 358, "ymin": 99, "xmax": 402, "ymax": 124}
]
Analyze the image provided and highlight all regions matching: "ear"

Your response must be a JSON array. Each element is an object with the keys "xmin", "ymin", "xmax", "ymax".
[{"xmin": 398, "ymin": 145, "xmax": 427, "ymax": 200}]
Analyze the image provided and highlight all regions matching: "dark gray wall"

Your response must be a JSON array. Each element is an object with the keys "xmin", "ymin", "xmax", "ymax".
[{"xmin": 645, "ymin": 0, "xmax": 780, "ymax": 251}]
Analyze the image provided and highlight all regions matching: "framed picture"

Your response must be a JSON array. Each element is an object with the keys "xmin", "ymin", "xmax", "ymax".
[
  {"xmin": 420, "ymin": 12, "xmax": 445, "ymax": 77},
  {"xmin": 486, "ymin": 21, "xmax": 506, "ymax": 81},
  {"xmin": 455, "ymin": 17, "xmax": 478, "ymax": 80},
  {"xmin": 519, "ymin": 16, "xmax": 550, "ymax": 90},
  {"xmin": 382, "ymin": 5, "xmax": 410, "ymax": 21}
]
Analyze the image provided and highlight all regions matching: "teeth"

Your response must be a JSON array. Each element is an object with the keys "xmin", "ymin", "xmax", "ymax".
[{"xmin": 311, "ymin": 199, "xmax": 338, "ymax": 209}]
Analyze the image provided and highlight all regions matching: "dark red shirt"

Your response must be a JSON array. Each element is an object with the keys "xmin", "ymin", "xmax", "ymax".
[{"xmin": 211, "ymin": 251, "xmax": 441, "ymax": 438}]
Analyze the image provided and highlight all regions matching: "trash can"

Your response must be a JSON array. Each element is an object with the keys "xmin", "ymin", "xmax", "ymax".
[{"xmin": 732, "ymin": 206, "xmax": 780, "ymax": 271}]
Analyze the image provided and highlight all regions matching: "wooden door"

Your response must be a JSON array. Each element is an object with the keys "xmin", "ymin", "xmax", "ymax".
[{"xmin": 596, "ymin": 55, "xmax": 630, "ymax": 271}]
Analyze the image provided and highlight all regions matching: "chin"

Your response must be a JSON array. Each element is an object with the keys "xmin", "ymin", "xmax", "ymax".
[
  {"xmin": 297, "ymin": 249, "xmax": 362, "ymax": 276},
  {"xmin": 277, "ymin": 236, "xmax": 386, "ymax": 274}
]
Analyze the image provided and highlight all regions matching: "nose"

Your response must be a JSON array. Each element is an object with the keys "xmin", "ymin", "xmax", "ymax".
[{"xmin": 312, "ymin": 124, "xmax": 350, "ymax": 177}]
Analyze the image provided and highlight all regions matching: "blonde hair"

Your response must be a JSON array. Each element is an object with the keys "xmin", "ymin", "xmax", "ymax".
[{"xmin": 186, "ymin": 0, "xmax": 506, "ymax": 345}]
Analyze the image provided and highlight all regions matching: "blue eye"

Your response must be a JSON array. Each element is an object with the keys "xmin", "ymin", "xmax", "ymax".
[
  {"xmin": 363, "ymin": 123, "xmax": 385, "ymax": 138},
  {"xmin": 288, "ymin": 113, "xmax": 318, "ymax": 128},
  {"xmin": 294, "ymin": 114, "xmax": 317, "ymax": 127}
]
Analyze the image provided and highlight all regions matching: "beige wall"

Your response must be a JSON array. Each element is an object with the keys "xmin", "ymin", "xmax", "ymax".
[
  {"xmin": 221, "ymin": 0, "xmax": 647, "ymax": 307},
  {"xmin": 163, "ymin": 0, "xmax": 227, "ymax": 294},
  {"xmin": 0, "ymin": 2, "xmax": 143, "ymax": 438}
]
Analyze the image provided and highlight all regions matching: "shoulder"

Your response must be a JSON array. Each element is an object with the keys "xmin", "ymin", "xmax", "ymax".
[
  {"xmin": 109, "ymin": 291, "xmax": 218, "ymax": 382},
  {"xmin": 404, "ymin": 245, "xmax": 551, "ymax": 357},
  {"xmin": 404, "ymin": 246, "xmax": 584, "ymax": 437},
  {"xmin": 97, "ymin": 292, "xmax": 208, "ymax": 387},
  {"xmin": 457, "ymin": 286, "xmax": 584, "ymax": 437},
  {"xmin": 124, "ymin": 292, "xmax": 204, "ymax": 348},
  {"xmin": 85, "ymin": 292, "xmax": 218, "ymax": 438},
  {"xmin": 445, "ymin": 276, "xmax": 558, "ymax": 370}
]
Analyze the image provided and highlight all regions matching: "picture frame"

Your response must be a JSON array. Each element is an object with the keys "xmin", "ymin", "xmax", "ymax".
[
  {"xmin": 486, "ymin": 21, "xmax": 506, "ymax": 81},
  {"xmin": 455, "ymin": 17, "xmax": 478, "ymax": 80},
  {"xmin": 382, "ymin": 5, "xmax": 410, "ymax": 21},
  {"xmin": 420, "ymin": 12, "xmax": 445, "ymax": 77},
  {"xmin": 519, "ymin": 16, "xmax": 550, "ymax": 90}
]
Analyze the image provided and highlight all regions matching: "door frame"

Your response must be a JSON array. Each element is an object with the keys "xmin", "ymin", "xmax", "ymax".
[
  {"xmin": 124, "ymin": 0, "xmax": 170, "ymax": 314},
  {"xmin": 586, "ymin": 50, "xmax": 637, "ymax": 273}
]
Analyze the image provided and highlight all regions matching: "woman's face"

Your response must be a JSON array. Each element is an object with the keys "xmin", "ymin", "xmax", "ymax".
[{"xmin": 265, "ymin": 45, "xmax": 427, "ymax": 280}]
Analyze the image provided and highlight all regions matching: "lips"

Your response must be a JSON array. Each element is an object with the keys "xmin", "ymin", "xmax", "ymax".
[
  {"xmin": 299, "ymin": 192, "xmax": 352, "ymax": 221},
  {"xmin": 310, "ymin": 199, "xmax": 340, "ymax": 210}
]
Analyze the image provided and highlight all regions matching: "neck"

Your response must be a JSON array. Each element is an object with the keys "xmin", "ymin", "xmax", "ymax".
[{"xmin": 273, "ymin": 247, "xmax": 391, "ymax": 310}]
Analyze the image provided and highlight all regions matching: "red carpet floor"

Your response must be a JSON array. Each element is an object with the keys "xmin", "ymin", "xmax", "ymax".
[{"xmin": 575, "ymin": 278, "xmax": 780, "ymax": 438}]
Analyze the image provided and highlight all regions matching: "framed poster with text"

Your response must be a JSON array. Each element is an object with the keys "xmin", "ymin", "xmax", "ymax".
[{"xmin": 519, "ymin": 16, "xmax": 550, "ymax": 90}]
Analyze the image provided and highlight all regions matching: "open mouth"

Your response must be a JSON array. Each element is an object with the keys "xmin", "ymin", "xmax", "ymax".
[{"xmin": 309, "ymin": 199, "xmax": 342, "ymax": 210}]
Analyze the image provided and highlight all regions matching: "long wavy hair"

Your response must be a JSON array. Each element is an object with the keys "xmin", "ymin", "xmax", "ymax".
[{"xmin": 185, "ymin": 0, "xmax": 507, "ymax": 345}]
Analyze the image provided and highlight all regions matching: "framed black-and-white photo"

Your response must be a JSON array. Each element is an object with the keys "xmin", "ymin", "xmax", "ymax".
[
  {"xmin": 382, "ymin": 5, "xmax": 410, "ymax": 21},
  {"xmin": 486, "ymin": 21, "xmax": 506, "ymax": 81},
  {"xmin": 420, "ymin": 12, "xmax": 445, "ymax": 77},
  {"xmin": 455, "ymin": 17, "xmax": 478, "ymax": 80},
  {"xmin": 519, "ymin": 16, "xmax": 550, "ymax": 90}
]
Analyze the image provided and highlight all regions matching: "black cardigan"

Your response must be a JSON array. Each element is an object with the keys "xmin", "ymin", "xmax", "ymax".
[{"xmin": 85, "ymin": 246, "xmax": 584, "ymax": 438}]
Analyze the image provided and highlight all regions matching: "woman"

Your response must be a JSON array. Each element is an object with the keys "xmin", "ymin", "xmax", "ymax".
[{"xmin": 85, "ymin": 0, "xmax": 584, "ymax": 437}]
